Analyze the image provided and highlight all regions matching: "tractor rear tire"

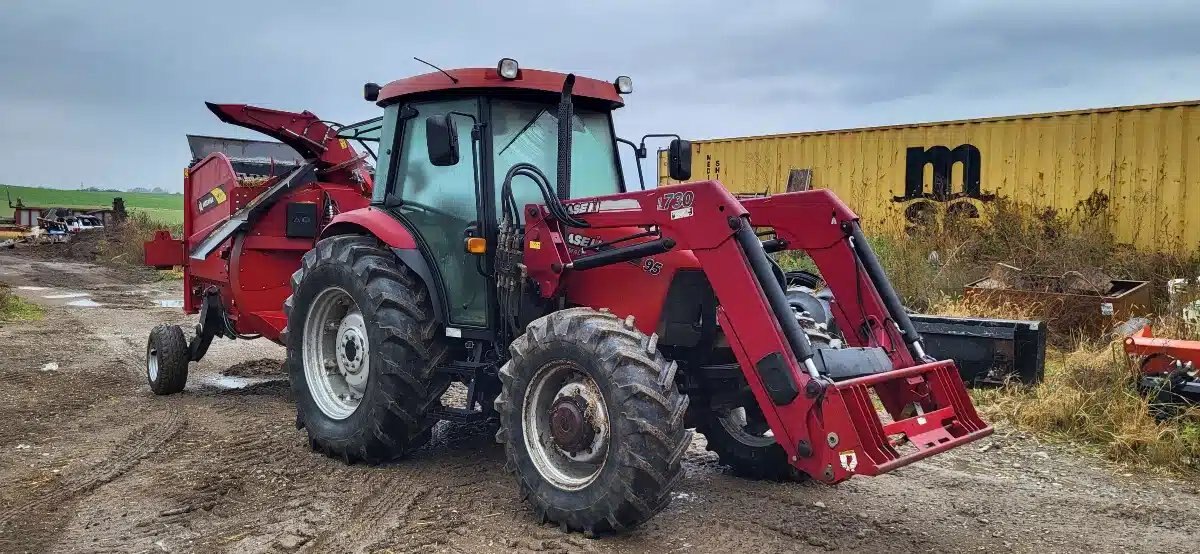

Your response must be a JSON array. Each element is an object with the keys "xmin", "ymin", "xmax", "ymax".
[
  {"xmin": 495, "ymin": 308, "xmax": 691, "ymax": 535},
  {"xmin": 696, "ymin": 404, "xmax": 803, "ymax": 481},
  {"xmin": 284, "ymin": 235, "xmax": 448, "ymax": 464},
  {"xmin": 146, "ymin": 324, "xmax": 189, "ymax": 395}
]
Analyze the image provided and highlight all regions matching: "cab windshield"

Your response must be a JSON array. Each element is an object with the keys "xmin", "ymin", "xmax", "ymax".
[{"xmin": 491, "ymin": 99, "xmax": 621, "ymax": 216}]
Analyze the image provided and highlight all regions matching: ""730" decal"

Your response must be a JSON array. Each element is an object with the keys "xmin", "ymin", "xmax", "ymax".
[{"xmin": 656, "ymin": 191, "xmax": 694, "ymax": 211}]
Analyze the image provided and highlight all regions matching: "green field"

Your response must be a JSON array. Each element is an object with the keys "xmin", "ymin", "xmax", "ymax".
[{"xmin": 1, "ymin": 184, "xmax": 184, "ymax": 224}]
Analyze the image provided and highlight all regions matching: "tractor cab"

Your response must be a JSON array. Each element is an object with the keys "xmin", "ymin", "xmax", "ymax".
[{"xmin": 335, "ymin": 59, "xmax": 689, "ymax": 328}]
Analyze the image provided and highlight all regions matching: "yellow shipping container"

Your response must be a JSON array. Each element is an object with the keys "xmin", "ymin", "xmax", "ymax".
[{"xmin": 659, "ymin": 100, "xmax": 1200, "ymax": 253}]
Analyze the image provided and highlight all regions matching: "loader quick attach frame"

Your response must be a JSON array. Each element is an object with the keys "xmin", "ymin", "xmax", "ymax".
[{"xmin": 523, "ymin": 181, "xmax": 992, "ymax": 483}]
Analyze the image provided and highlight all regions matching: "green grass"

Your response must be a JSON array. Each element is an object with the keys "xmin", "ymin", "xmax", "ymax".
[
  {"xmin": 1, "ymin": 184, "xmax": 183, "ymax": 224},
  {"xmin": 0, "ymin": 286, "xmax": 43, "ymax": 322}
]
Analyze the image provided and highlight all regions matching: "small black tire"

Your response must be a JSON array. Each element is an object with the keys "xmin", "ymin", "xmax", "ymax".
[
  {"xmin": 495, "ymin": 308, "xmax": 691, "ymax": 535},
  {"xmin": 147, "ymin": 324, "xmax": 189, "ymax": 395},
  {"xmin": 696, "ymin": 404, "xmax": 805, "ymax": 481},
  {"xmin": 284, "ymin": 234, "xmax": 448, "ymax": 464}
]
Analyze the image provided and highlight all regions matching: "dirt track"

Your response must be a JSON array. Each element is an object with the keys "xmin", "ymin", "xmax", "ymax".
[{"xmin": 1, "ymin": 250, "xmax": 1198, "ymax": 553}]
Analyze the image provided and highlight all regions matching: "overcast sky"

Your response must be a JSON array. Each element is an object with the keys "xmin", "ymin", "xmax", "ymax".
[{"xmin": 2, "ymin": 0, "xmax": 1199, "ymax": 192}]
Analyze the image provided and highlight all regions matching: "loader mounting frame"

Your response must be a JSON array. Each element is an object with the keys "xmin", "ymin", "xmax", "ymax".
[{"xmin": 522, "ymin": 181, "xmax": 992, "ymax": 482}]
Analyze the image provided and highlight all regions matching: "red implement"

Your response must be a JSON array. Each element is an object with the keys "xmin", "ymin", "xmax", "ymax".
[{"xmin": 1124, "ymin": 325, "xmax": 1200, "ymax": 374}]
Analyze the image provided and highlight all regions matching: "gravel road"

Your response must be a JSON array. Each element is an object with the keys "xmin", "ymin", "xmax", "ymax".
[{"xmin": 1, "ymin": 250, "xmax": 1197, "ymax": 553}]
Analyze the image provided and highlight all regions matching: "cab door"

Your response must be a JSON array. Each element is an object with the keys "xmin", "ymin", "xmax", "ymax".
[{"xmin": 379, "ymin": 97, "xmax": 488, "ymax": 328}]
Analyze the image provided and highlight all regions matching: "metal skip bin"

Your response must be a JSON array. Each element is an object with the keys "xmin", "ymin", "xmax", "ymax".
[{"xmin": 964, "ymin": 276, "xmax": 1152, "ymax": 338}]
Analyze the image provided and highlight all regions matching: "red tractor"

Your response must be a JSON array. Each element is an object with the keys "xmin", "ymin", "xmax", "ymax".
[{"xmin": 144, "ymin": 59, "xmax": 991, "ymax": 534}]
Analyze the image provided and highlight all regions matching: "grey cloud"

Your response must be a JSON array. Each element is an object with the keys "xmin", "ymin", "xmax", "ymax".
[{"xmin": 0, "ymin": 1, "xmax": 1197, "ymax": 190}]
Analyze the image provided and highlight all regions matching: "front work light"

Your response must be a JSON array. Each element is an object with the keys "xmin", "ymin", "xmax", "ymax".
[
  {"xmin": 614, "ymin": 76, "xmax": 633, "ymax": 94},
  {"xmin": 498, "ymin": 58, "xmax": 520, "ymax": 80}
]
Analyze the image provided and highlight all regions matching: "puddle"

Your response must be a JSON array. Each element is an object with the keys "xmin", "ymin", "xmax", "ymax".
[
  {"xmin": 17, "ymin": 286, "xmax": 49, "ymax": 291},
  {"xmin": 155, "ymin": 299, "xmax": 185, "ymax": 308},
  {"xmin": 66, "ymin": 299, "xmax": 102, "ymax": 307},
  {"xmin": 204, "ymin": 375, "xmax": 274, "ymax": 390},
  {"xmin": 44, "ymin": 293, "xmax": 90, "ymax": 299}
]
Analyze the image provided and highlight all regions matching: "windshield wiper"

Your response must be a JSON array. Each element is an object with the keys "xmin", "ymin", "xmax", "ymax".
[{"xmin": 497, "ymin": 107, "xmax": 548, "ymax": 156}]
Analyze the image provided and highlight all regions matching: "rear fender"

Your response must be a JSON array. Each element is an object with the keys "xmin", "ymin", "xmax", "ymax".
[
  {"xmin": 322, "ymin": 207, "xmax": 417, "ymax": 248},
  {"xmin": 320, "ymin": 208, "xmax": 443, "ymax": 321}
]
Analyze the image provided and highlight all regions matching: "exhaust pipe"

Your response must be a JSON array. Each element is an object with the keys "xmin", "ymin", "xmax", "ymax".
[{"xmin": 555, "ymin": 74, "xmax": 576, "ymax": 200}]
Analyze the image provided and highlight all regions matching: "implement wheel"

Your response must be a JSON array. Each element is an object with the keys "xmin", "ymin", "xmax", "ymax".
[
  {"xmin": 146, "ymin": 324, "xmax": 188, "ymax": 395},
  {"xmin": 495, "ymin": 308, "xmax": 691, "ymax": 534},
  {"xmin": 283, "ymin": 235, "xmax": 448, "ymax": 463}
]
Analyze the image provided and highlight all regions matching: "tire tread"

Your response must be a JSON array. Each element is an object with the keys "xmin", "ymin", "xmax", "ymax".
[
  {"xmin": 495, "ymin": 307, "xmax": 690, "ymax": 534},
  {"xmin": 284, "ymin": 234, "xmax": 447, "ymax": 464}
]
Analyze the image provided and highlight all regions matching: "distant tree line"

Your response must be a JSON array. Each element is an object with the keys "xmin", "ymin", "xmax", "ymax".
[{"xmin": 81, "ymin": 186, "xmax": 173, "ymax": 194}]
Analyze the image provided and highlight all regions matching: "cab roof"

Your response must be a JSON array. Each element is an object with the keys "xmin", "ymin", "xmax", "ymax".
[{"xmin": 377, "ymin": 67, "xmax": 625, "ymax": 108}]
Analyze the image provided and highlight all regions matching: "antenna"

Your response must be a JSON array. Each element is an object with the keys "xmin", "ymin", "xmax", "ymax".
[{"xmin": 413, "ymin": 57, "xmax": 459, "ymax": 84}]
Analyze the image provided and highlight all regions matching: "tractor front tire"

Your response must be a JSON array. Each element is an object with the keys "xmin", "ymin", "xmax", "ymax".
[
  {"xmin": 284, "ymin": 235, "xmax": 448, "ymax": 464},
  {"xmin": 495, "ymin": 308, "xmax": 691, "ymax": 534},
  {"xmin": 146, "ymin": 324, "xmax": 189, "ymax": 395}
]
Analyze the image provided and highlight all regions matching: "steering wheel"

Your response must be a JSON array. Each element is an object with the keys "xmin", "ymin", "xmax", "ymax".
[{"xmin": 398, "ymin": 200, "xmax": 460, "ymax": 221}]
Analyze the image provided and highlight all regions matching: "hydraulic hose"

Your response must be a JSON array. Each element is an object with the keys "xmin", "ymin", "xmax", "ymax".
[{"xmin": 500, "ymin": 162, "xmax": 589, "ymax": 228}]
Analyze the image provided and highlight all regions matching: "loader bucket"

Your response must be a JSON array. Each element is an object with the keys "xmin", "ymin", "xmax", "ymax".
[{"xmin": 834, "ymin": 359, "xmax": 991, "ymax": 476}]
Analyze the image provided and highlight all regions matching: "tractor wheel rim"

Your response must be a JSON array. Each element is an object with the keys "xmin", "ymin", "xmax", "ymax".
[
  {"xmin": 522, "ymin": 361, "xmax": 610, "ymax": 491},
  {"xmin": 718, "ymin": 407, "xmax": 777, "ymax": 448},
  {"xmin": 303, "ymin": 287, "xmax": 367, "ymax": 420},
  {"xmin": 146, "ymin": 346, "xmax": 159, "ymax": 382}
]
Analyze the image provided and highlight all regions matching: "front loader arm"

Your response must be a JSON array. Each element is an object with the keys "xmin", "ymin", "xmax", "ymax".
[
  {"xmin": 741, "ymin": 191, "xmax": 917, "ymax": 365},
  {"xmin": 523, "ymin": 180, "xmax": 991, "ymax": 483}
]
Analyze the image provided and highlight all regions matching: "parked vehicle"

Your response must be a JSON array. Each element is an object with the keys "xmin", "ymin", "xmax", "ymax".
[{"xmin": 65, "ymin": 215, "xmax": 105, "ymax": 233}]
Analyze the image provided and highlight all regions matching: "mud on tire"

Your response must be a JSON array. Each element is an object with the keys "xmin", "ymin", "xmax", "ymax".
[
  {"xmin": 146, "ymin": 324, "xmax": 188, "ymax": 395},
  {"xmin": 283, "ymin": 235, "xmax": 448, "ymax": 464},
  {"xmin": 495, "ymin": 308, "xmax": 691, "ymax": 534}
]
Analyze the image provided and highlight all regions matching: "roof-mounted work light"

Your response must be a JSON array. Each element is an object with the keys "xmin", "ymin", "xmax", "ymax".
[
  {"xmin": 614, "ymin": 76, "xmax": 633, "ymax": 94},
  {"xmin": 497, "ymin": 58, "xmax": 520, "ymax": 80}
]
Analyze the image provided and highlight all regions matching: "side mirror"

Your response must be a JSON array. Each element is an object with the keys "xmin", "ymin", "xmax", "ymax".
[
  {"xmin": 668, "ymin": 138, "xmax": 692, "ymax": 181},
  {"xmin": 426, "ymin": 114, "xmax": 460, "ymax": 167},
  {"xmin": 363, "ymin": 82, "xmax": 380, "ymax": 102}
]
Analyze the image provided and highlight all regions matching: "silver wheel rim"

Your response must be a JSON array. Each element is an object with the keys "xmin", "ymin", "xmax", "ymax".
[
  {"xmin": 522, "ymin": 361, "xmax": 610, "ymax": 491},
  {"xmin": 303, "ymin": 287, "xmax": 369, "ymax": 420},
  {"xmin": 147, "ymin": 346, "xmax": 159, "ymax": 382},
  {"xmin": 718, "ymin": 407, "xmax": 777, "ymax": 448}
]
